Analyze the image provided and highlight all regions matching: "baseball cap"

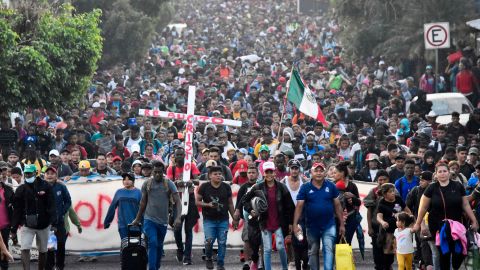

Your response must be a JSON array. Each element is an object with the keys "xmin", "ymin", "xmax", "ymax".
[
  {"xmin": 112, "ymin": 156, "xmax": 123, "ymax": 162},
  {"xmin": 8, "ymin": 150, "xmax": 18, "ymax": 157},
  {"xmin": 24, "ymin": 164, "xmax": 37, "ymax": 174},
  {"xmin": 92, "ymin": 102, "xmax": 100, "ymax": 108},
  {"xmin": 469, "ymin": 147, "xmax": 479, "ymax": 156},
  {"xmin": 237, "ymin": 148, "xmax": 248, "ymax": 155},
  {"xmin": 263, "ymin": 161, "xmax": 275, "ymax": 172},
  {"xmin": 237, "ymin": 160, "xmax": 249, "ymax": 173},
  {"xmin": 0, "ymin": 162, "xmax": 7, "ymax": 170},
  {"xmin": 49, "ymin": 149, "xmax": 60, "ymax": 157},
  {"xmin": 379, "ymin": 60, "xmax": 385, "ymax": 65},
  {"xmin": 366, "ymin": 153, "xmax": 380, "ymax": 162},
  {"xmin": 79, "ymin": 160, "xmax": 91, "ymax": 169},
  {"xmin": 311, "ymin": 162, "xmax": 326, "ymax": 171},
  {"xmin": 288, "ymin": 159, "xmax": 301, "ymax": 168},
  {"xmin": 98, "ymin": 120, "xmax": 108, "ymax": 126},
  {"xmin": 45, "ymin": 166, "xmax": 57, "ymax": 174},
  {"xmin": 259, "ymin": 145, "xmax": 270, "ymax": 152},
  {"xmin": 427, "ymin": 111, "xmax": 438, "ymax": 118},
  {"xmin": 205, "ymin": 160, "xmax": 218, "ymax": 168},
  {"xmin": 306, "ymin": 131, "xmax": 316, "ymax": 137},
  {"xmin": 131, "ymin": 144, "xmax": 141, "ymax": 154}
]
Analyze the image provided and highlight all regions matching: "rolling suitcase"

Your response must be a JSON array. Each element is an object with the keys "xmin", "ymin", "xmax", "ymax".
[{"xmin": 121, "ymin": 224, "xmax": 147, "ymax": 270}]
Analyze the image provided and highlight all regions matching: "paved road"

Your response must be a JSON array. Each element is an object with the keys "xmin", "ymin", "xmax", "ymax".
[{"xmin": 8, "ymin": 248, "xmax": 391, "ymax": 269}]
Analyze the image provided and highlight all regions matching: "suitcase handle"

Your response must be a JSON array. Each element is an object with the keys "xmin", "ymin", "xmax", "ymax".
[{"xmin": 127, "ymin": 223, "xmax": 142, "ymax": 245}]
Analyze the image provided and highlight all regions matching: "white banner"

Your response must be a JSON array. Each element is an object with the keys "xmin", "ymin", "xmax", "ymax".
[{"xmin": 64, "ymin": 179, "xmax": 375, "ymax": 252}]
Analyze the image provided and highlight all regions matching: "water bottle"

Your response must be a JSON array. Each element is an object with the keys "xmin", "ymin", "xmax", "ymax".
[{"xmin": 295, "ymin": 225, "xmax": 304, "ymax": 241}]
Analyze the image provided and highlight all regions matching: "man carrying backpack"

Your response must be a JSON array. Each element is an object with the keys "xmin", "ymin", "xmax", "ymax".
[{"xmin": 130, "ymin": 161, "xmax": 182, "ymax": 270}]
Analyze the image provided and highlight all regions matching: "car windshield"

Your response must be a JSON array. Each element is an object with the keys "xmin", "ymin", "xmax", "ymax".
[{"xmin": 430, "ymin": 97, "xmax": 472, "ymax": 115}]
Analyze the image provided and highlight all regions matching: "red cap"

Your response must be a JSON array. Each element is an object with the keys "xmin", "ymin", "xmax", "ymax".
[
  {"xmin": 112, "ymin": 156, "xmax": 122, "ymax": 162},
  {"xmin": 311, "ymin": 162, "xmax": 325, "ymax": 171},
  {"xmin": 45, "ymin": 166, "xmax": 57, "ymax": 174},
  {"xmin": 236, "ymin": 160, "xmax": 249, "ymax": 173},
  {"xmin": 279, "ymin": 77, "xmax": 286, "ymax": 84},
  {"xmin": 37, "ymin": 120, "xmax": 47, "ymax": 127}
]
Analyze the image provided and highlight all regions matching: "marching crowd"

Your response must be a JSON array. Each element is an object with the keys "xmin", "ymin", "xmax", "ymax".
[{"xmin": 2, "ymin": 0, "xmax": 480, "ymax": 270}]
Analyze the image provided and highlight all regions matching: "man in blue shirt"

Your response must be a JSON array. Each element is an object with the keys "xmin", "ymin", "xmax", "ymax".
[
  {"xmin": 394, "ymin": 159, "xmax": 419, "ymax": 202},
  {"xmin": 293, "ymin": 163, "xmax": 345, "ymax": 270}
]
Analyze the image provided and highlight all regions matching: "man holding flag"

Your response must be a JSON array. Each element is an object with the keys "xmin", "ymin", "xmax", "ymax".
[{"xmin": 287, "ymin": 69, "xmax": 328, "ymax": 127}]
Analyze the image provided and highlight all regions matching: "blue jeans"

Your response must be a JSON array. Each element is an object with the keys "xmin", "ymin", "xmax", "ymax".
[
  {"xmin": 261, "ymin": 228, "xmax": 288, "ymax": 270},
  {"xmin": 143, "ymin": 219, "xmax": 167, "ymax": 270},
  {"xmin": 203, "ymin": 219, "xmax": 229, "ymax": 267},
  {"xmin": 306, "ymin": 224, "xmax": 336, "ymax": 270}
]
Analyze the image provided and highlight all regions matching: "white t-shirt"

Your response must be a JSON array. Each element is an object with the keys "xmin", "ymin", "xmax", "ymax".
[{"xmin": 394, "ymin": 228, "xmax": 415, "ymax": 254}]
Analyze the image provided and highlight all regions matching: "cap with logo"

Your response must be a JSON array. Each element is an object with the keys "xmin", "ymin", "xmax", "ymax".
[
  {"xmin": 24, "ymin": 164, "xmax": 37, "ymax": 174},
  {"xmin": 311, "ymin": 162, "xmax": 325, "ymax": 171},
  {"xmin": 78, "ymin": 160, "xmax": 91, "ymax": 169},
  {"xmin": 288, "ymin": 159, "xmax": 301, "ymax": 168},
  {"xmin": 259, "ymin": 145, "xmax": 270, "ymax": 152},
  {"xmin": 132, "ymin": 160, "xmax": 143, "ymax": 168},
  {"xmin": 263, "ymin": 161, "xmax": 275, "ymax": 171},
  {"xmin": 236, "ymin": 160, "xmax": 249, "ymax": 173}
]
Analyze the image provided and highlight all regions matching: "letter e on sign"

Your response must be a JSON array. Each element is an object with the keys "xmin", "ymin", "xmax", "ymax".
[{"xmin": 424, "ymin": 22, "xmax": 450, "ymax": 50}]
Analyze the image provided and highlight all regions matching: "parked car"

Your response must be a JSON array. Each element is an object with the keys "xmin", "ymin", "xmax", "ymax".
[{"xmin": 409, "ymin": 93, "xmax": 473, "ymax": 125}]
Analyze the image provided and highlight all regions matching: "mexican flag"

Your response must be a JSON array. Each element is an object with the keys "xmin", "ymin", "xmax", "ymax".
[{"xmin": 287, "ymin": 69, "xmax": 327, "ymax": 125}]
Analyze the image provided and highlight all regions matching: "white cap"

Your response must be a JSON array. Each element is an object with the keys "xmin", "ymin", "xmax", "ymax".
[
  {"xmin": 263, "ymin": 161, "xmax": 275, "ymax": 171},
  {"xmin": 178, "ymin": 68, "xmax": 185, "ymax": 75},
  {"xmin": 379, "ymin": 60, "xmax": 385, "ymax": 65},
  {"xmin": 131, "ymin": 160, "xmax": 142, "ymax": 168},
  {"xmin": 49, "ymin": 149, "xmax": 59, "ymax": 157},
  {"xmin": 427, "ymin": 111, "xmax": 438, "ymax": 118},
  {"xmin": 306, "ymin": 131, "xmax": 316, "ymax": 137},
  {"xmin": 99, "ymin": 99, "xmax": 106, "ymax": 104},
  {"xmin": 131, "ymin": 144, "xmax": 140, "ymax": 153},
  {"xmin": 92, "ymin": 102, "xmax": 100, "ymax": 108},
  {"xmin": 387, "ymin": 66, "xmax": 394, "ymax": 71}
]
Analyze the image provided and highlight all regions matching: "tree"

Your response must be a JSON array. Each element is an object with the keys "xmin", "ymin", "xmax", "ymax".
[
  {"xmin": 0, "ymin": 4, "xmax": 103, "ymax": 115},
  {"xmin": 335, "ymin": 0, "xmax": 477, "ymax": 64},
  {"xmin": 72, "ymin": 0, "xmax": 174, "ymax": 68}
]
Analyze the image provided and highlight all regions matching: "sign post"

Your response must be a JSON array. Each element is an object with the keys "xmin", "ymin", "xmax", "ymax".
[
  {"xmin": 139, "ymin": 87, "xmax": 242, "ymax": 215},
  {"xmin": 424, "ymin": 22, "xmax": 450, "ymax": 92}
]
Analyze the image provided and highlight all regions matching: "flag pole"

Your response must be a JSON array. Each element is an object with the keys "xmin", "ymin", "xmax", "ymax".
[{"xmin": 278, "ymin": 64, "xmax": 296, "ymax": 139}]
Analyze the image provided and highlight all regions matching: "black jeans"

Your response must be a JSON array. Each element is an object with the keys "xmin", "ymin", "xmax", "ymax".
[
  {"xmin": 46, "ymin": 223, "xmax": 67, "ymax": 270},
  {"xmin": 173, "ymin": 215, "xmax": 195, "ymax": 259},
  {"xmin": 0, "ymin": 228, "xmax": 10, "ymax": 270},
  {"xmin": 247, "ymin": 220, "xmax": 262, "ymax": 264}
]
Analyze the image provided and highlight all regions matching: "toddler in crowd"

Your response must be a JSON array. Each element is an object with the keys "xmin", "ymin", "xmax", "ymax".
[{"xmin": 394, "ymin": 212, "xmax": 415, "ymax": 270}]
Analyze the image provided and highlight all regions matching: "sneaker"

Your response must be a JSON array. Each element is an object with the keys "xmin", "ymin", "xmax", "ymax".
[
  {"xmin": 217, "ymin": 266, "xmax": 225, "ymax": 270},
  {"xmin": 250, "ymin": 262, "xmax": 258, "ymax": 270},
  {"xmin": 240, "ymin": 249, "xmax": 245, "ymax": 262},
  {"xmin": 242, "ymin": 262, "xmax": 251, "ymax": 270},
  {"xmin": 176, "ymin": 249, "xmax": 184, "ymax": 263},
  {"xmin": 206, "ymin": 259, "xmax": 214, "ymax": 269},
  {"xmin": 183, "ymin": 257, "xmax": 192, "ymax": 265}
]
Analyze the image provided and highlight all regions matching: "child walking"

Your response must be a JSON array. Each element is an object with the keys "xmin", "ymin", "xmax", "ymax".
[{"xmin": 394, "ymin": 212, "xmax": 415, "ymax": 270}]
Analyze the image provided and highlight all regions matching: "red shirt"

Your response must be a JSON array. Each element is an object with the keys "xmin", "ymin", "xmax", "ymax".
[
  {"xmin": 456, "ymin": 70, "xmax": 476, "ymax": 95},
  {"xmin": 166, "ymin": 163, "xmax": 200, "ymax": 181},
  {"xmin": 233, "ymin": 175, "xmax": 248, "ymax": 185},
  {"xmin": 89, "ymin": 112, "xmax": 105, "ymax": 130},
  {"xmin": 265, "ymin": 184, "xmax": 279, "ymax": 232}
]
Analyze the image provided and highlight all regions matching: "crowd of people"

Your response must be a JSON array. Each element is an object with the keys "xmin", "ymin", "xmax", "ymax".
[{"xmin": 2, "ymin": 0, "xmax": 480, "ymax": 269}]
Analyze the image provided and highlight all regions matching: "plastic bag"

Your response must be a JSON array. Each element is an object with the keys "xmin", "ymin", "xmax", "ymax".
[
  {"xmin": 335, "ymin": 236, "xmax": 355, "ymax": 270},
  {"xmin": 47, "ymin": 231, "xmax": 57, "ymax": 251}
]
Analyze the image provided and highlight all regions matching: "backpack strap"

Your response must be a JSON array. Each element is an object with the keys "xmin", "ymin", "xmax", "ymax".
[{"xmin": 437, "ymin": 182, "xmax": 447, "ymax": 220}]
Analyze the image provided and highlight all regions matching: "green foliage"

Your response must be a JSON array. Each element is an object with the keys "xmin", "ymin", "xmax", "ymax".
[
  {"xmin": 72, "ymin": 0, "xmax": 174, "ymax": 68},
  {"xmin": 335, "ymin": 0, "xmax": 477, "ymax": 62},
  {"xmin": 0, "ymin": 5, "xmax": 102, "ymax": 114}
]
